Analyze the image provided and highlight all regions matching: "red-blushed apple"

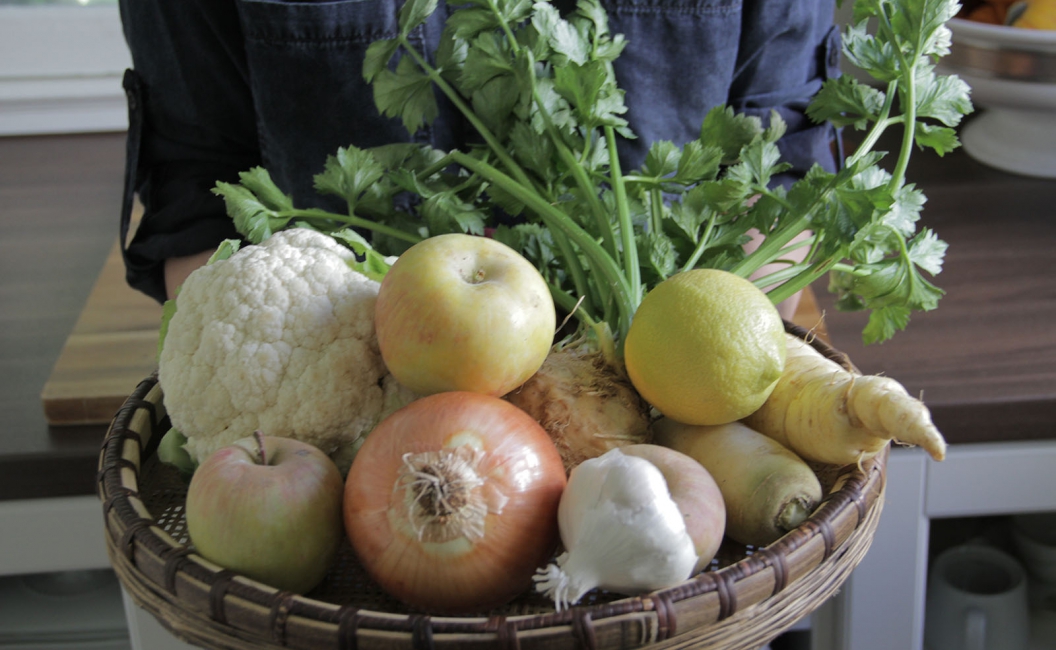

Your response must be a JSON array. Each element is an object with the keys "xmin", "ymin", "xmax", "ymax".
[
  {"xmin": 184, "ymin": 431, "xmax": 345, "ymax": 594},
  {"xmin": 374, "ymin": 233, "xmax": 556, "ymax": 397}
]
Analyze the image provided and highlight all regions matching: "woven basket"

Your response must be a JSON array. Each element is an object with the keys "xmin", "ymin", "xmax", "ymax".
[{"xmin": 98, "ymin": 323, "xmax": 887, "ymax": 650}]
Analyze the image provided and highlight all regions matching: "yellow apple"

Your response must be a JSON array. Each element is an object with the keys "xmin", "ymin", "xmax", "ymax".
[{"xmin": 375, "ymin": 233, "xmax": 556, "ymax": 397}]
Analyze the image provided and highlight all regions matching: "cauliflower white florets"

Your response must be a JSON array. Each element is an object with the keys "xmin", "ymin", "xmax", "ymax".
[{"xmin": 159, "ymin": 228, "xmax": 415, "ymax": 474}]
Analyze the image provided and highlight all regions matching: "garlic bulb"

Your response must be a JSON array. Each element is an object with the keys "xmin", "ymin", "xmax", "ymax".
[{"xmin": 533, "ymin": 448, "xmax": 698, "ymax": 610}]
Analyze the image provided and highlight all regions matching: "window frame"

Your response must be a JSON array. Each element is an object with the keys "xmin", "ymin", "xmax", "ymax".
[{"xmin": 0, "ymin": 4, "xmax": 131, "ymax": 136}]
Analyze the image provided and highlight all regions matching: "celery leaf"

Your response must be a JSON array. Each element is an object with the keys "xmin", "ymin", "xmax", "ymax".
[{"xmin": 373, "ymin": 56, "xmax": 438, "ymax": 135}]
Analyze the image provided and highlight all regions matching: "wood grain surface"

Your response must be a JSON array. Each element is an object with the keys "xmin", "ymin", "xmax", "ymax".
[{"xmin": 39, "ymin": 230, "xmax": 162, "ymax": 425}]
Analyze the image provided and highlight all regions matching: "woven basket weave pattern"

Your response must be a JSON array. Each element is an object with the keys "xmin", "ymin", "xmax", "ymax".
[{"xmin": 98, "ymin": 325, "xmax": 886, "ymax": 649}]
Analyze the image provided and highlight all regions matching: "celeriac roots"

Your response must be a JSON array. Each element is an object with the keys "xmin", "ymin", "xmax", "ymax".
[
  {"xmin": 744, "ymin": 334, "xmax": 947, "ymax": 465},
  {"xmin": 506, "ymin": 345, "xmax": 652, "ymax": 472}
]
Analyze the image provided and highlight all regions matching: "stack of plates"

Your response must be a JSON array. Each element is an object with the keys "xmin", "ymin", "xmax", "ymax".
[{"xmin": 0, "ymin": 569, "xmax": 130, "ymax": 649}]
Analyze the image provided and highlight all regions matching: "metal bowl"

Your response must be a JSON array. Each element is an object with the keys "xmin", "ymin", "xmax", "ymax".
[{"xmin": 940, "ymin": 17, "xmax": 1056, "ymax": 177}]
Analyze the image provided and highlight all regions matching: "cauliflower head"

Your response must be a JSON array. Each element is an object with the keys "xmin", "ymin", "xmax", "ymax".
[{"xmin": 159, "ymin": 228, "xmax": 412, "ymax": 474}]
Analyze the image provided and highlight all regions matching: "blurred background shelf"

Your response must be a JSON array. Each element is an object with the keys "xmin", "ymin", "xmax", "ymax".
[{"xmin": 0, "ymin": 569, "xmax": 131, "ymax": 649}]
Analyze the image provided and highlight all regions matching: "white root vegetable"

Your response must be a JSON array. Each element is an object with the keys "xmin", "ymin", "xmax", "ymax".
[
  {"xmin": 743, "ymin": 333, "xmax": 947, "ymax": 466},
  {"xmin": 506, "ymin": 344, "xmax": 651, "ymax": 472},
  {"xmin": 653, "ymin": 419, "xmax": 822, "ymax": 547},
  {"xmin": 533, "ymin": 447, "xmax": 698, "ymax": 610}
]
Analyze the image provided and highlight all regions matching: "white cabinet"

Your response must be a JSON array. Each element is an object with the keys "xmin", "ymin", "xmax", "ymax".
[
  {"xmin": 814, "ymin": 440, "xmax": 1056, "ymax": 650},
  {"xmin": 0, "ymin": 496, "xmax": 131, "ymax": 647}
]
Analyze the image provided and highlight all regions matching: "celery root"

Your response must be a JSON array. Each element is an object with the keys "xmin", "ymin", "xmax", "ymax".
[
  {"xmin": 505, "ymin": 345, "xmax": 652, "ymax": 473},
  {"xmin": 743, "ymin": 334, "xmax": 947, "ymax": 466}
]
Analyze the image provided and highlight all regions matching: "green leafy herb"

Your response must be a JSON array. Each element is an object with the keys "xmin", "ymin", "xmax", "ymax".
[{"xmin": 212, "ymin": 0, "xmax": 971, "ymax": 350}]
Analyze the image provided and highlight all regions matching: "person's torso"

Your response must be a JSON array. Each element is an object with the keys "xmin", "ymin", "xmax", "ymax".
[{"xmin": 234, "ymin": 0, "xmax": 748, "ymax": 207}]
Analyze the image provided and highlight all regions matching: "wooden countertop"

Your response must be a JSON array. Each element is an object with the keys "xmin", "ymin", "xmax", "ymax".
[
  {"xmin": 39, "ymin": 229, "xmax": 162, "ymax": 427},
  {"xmin": 2, "ymin": 122, "xmax": 1054, "ymax": 501}
]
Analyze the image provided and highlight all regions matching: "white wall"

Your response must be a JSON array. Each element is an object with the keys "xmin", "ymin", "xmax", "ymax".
[{"xmin": 0, "ymin": 4, "xmax": 131, "ymax": 135}]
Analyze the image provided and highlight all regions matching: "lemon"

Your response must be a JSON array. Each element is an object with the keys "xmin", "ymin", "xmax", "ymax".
[{"xmin": 624, "ymin": 269, "xmax": 786, "ymax": 426}]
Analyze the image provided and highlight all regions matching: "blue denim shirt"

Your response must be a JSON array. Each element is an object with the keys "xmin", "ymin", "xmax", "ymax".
[{"xmin": 119, "ymin": 0, "xmax": 842, "ymax": 303}]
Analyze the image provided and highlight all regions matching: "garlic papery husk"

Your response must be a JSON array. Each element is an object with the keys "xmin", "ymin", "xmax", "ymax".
[{"xmin": 533, "ymin": 448, "xmax": 698, "ymax": 611}]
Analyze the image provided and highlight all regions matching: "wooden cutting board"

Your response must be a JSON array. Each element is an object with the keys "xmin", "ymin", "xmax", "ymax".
[
  {"xmin": 40, "ymin": 239, "xmax": 162, "ymax": 425},
  {"xmin": 40, "ymin": 242, "xmax": 828, "ymax": 426}
]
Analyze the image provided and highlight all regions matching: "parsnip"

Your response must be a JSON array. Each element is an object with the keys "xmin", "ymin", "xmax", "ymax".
[
  {"xmin": 653, "ymin": 419, "xmax": 822, "ymax": 547},
  {"xmin": 743, "ymin": 334, "xmax": 947, "ymax": 466}
]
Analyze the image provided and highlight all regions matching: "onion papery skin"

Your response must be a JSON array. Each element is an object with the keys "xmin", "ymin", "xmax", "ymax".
[{"xmin": 343, "ymin": 391, "xmax": 567, "ymax": 614}]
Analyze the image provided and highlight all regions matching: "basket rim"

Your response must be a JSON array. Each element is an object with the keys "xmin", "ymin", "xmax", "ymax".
[{"xmin": 97, "ymin": 324, "xmax": 887, "ymax": 650}]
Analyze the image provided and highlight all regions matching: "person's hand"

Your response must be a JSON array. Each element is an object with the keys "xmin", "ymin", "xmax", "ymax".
[
  {"xmin": 164, "ymin": 249, "xmax": 215, "ymax": 300},
  {"xmin": 744, "ymin": 229, "xmax": 811, "ymax": 321}
]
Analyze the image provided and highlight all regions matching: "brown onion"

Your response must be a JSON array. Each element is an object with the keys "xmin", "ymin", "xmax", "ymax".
[{"xmin": 343, "ymin": 391, "xmax": 567, "ymax": 613}]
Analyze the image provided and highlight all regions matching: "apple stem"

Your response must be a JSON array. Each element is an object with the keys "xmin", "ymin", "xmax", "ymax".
[{"xmin": 253, "ymin": 429, "xmax": 268, "ymax": 466}]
